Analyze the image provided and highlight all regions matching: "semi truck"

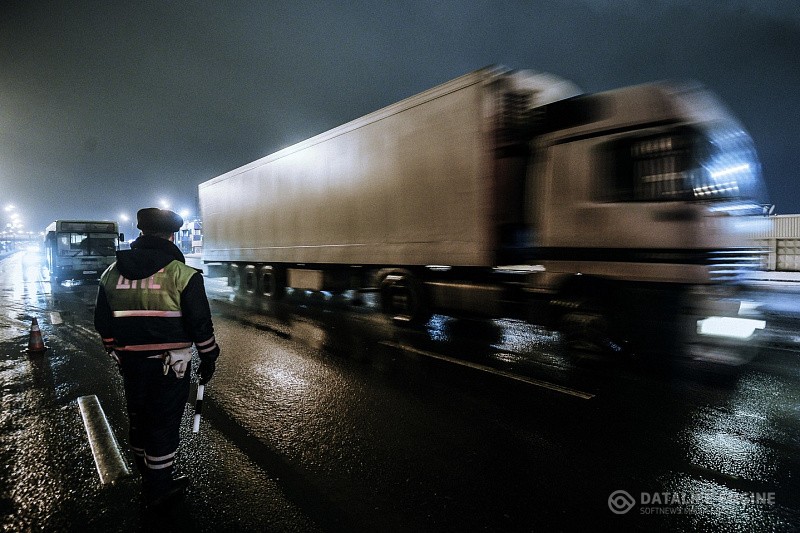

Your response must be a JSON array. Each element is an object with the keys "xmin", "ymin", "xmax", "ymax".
[
  {"xmin": 45, "ymin": 219, "xmax": 123, "ymax": 285},
  {"xmin": 199, "ymin": 66, "xmax": 767, "ymax": 361}
]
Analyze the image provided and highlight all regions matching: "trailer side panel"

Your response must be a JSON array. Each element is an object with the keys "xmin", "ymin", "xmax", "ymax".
[{"xmin": 200, "ymin": 72, "xmax": 497, "ymax": 267}]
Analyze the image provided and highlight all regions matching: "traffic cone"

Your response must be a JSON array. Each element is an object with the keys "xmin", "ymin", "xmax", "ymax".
[{"xmin": 27, "ymin": 317, "xmax": 48, "ymax": 354}]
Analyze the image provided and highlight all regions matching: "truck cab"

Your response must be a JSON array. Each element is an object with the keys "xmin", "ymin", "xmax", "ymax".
[{"xmin": 527, "ymin": 84, "xmax": 767, "ymax": 360}]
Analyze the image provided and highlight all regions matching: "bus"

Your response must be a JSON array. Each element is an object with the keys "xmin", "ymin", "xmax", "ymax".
[{"xmin": 45, "ymin": 220, "xmax": 124, "ymax": 284}]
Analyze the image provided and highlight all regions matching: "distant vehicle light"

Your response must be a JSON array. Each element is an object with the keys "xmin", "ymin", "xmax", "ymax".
[
  {"xmin": 493, "ymin": 264, "xmax": 546, "ymax": 274},
  {"xmin": 697, "ymin": 316, "xmax": 766, "ymax": 339}
]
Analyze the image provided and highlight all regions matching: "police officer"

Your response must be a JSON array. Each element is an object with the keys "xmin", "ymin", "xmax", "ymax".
[{"xmin": 94, "ymin": 207, "xmax": 220, "ymax": 509}]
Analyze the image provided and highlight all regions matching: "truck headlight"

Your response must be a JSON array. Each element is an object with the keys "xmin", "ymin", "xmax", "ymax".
[{"xmin": 697, "ymin": 316, "xmax": 766, "ymax": 340}]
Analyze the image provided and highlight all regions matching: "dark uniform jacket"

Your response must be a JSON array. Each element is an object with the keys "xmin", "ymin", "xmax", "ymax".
[{"xmin": 94, "ymin": 235, "xmax": 219, "ymax": 361}]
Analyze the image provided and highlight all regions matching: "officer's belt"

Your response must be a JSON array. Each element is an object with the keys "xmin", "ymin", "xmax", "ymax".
[{"xmin": 115, "ymin": 342, "xmax": 193, "ymax": 352}]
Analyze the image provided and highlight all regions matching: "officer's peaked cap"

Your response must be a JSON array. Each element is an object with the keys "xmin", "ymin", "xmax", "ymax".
[{"xmin": 137, "ymin": 208, "xmax": 183, "ymax": 233}]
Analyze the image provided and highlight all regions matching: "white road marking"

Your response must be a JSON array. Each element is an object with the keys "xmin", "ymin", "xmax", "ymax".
[{"xmin": 379, "ymin": 341, "xmax": 595, "ymax": 400}]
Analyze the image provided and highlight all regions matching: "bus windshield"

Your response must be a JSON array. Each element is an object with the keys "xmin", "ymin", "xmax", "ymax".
[{"xmin": 57, "ymin": 232, "xmax": 118, "ymax": 257}]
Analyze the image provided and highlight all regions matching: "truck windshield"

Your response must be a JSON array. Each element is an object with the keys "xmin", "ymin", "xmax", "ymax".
[
  {"xmin": 691, "ymin": 122, "xmax": 766, "ymax": 207},
  {"xmin": 57, "ymin": 232, "xmax": 118, "ymax": 257},
  {"xmin": 606, "ymin": 122, "xmax": 766, "ymax": 209}
]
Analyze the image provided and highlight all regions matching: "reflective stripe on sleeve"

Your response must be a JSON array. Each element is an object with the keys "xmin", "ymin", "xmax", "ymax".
[
  {"xmin": 112, "ymin": 310, "xmax": 183, "ymax": 318},
  {"xmin": 196, "ymin": 336, "xmax": 217, "ymax": 353}
]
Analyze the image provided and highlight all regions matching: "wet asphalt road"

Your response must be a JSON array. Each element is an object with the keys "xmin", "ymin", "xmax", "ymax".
[{"xmin": 1, "ymin": 249, "xmax": 799, "ymax": 532}]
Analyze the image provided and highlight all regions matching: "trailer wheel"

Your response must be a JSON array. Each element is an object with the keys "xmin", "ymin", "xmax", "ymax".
[
  {"xmin": 243, "ymin": 265, "xmax": 257, "ymax": 295},
  {"xmin": 380, "ymin": 272, "xmax": 429, "ymax": 325},
  {"xmin": 258, "ymin": 265, "xmax": 284, "ymax": 300},
  {"xmin": 228, "ymin": 264, "xmax": 241, "ymax": 293}
]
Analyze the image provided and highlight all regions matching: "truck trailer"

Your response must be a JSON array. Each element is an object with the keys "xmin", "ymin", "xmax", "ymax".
[{"xmin": 199, "ymin": 66, "xmax": 766, "ymax": 361}]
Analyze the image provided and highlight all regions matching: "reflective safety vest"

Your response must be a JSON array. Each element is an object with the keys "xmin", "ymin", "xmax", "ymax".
[{"xmin": 99, "ymin": 260, "xmax": 198, "ymax": 352}]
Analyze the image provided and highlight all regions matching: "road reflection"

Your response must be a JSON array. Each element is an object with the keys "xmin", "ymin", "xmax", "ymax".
[{"xmin": 0, "ymin": 249, "xmax": 797, "ymax": 529}]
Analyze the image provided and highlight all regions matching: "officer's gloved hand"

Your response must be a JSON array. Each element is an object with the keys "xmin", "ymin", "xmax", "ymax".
[{"xmin": 198, "ymin": 359, "xmax": 216, "ymax": 385}]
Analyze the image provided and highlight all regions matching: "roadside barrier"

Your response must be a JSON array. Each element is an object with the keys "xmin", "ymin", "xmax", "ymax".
[{"xmin": 78, "ymin": 395, "xmax": 131, "ymax": 484}]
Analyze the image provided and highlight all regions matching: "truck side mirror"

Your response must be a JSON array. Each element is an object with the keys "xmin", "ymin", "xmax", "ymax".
[{"xmin": 119, "ymin": 233, "xmax": 125, "ymax": 242}]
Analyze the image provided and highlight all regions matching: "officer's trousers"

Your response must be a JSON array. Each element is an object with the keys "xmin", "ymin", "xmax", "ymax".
[{"xmin": 119, "ymin": 354, "xmax": 191, "ymax": 496}]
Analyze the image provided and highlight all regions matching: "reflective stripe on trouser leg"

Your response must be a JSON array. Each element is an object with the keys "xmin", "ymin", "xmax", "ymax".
[
  {"xmin": 131, "ymin": 445, "xmax": 147, "ymax": 476},
  {"xmin": 119, "ymin": 354, "xmax": 191, "ymax": 492},
  {"xmin": 120, "ymin": 358, "xmax": 149, "ymax": 475},
  {"xmin": 145, "ymin": 362, "xmax": 191, "ymax": 492},
  {"xmin": 145, "ymin": 451, "xmax": 176, "ymax": 470}
]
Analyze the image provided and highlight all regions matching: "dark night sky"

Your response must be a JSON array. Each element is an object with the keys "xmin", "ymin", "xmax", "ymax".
[{"xmin": 2, "ymin": 1, "xmax": 799, "ymax": 232}]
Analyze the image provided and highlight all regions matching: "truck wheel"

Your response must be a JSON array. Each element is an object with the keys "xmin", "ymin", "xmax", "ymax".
[
  {"xmin": 380, "ymin": 272, "xmax": 429, "ymax": 325},
  {"xmin": 555, "ymin": 297, "xmax": 627, "ymax": 356}
]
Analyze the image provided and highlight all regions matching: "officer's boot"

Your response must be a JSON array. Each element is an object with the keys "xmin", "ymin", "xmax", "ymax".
[
  {"xmin": 143, "ymin": 464, "xmax": 189, "ymax": 510},
  {"xmin": 133, "ymin": 454, "xmax": 147, "ymax": 478}
]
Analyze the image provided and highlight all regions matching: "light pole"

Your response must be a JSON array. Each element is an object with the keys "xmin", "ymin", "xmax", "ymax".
[
  {"xmin": 119, "ymin": 213, "xmax": 137, "ymax": 242},
  {"xmin": 3, "ymin": 205, "xmax": 22, "ymax": 251}
]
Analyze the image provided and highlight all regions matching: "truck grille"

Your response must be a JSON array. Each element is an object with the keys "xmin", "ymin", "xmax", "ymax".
[{"xmin": 707, "ymin": 248, "xmax": 766, "ymax": 282}]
